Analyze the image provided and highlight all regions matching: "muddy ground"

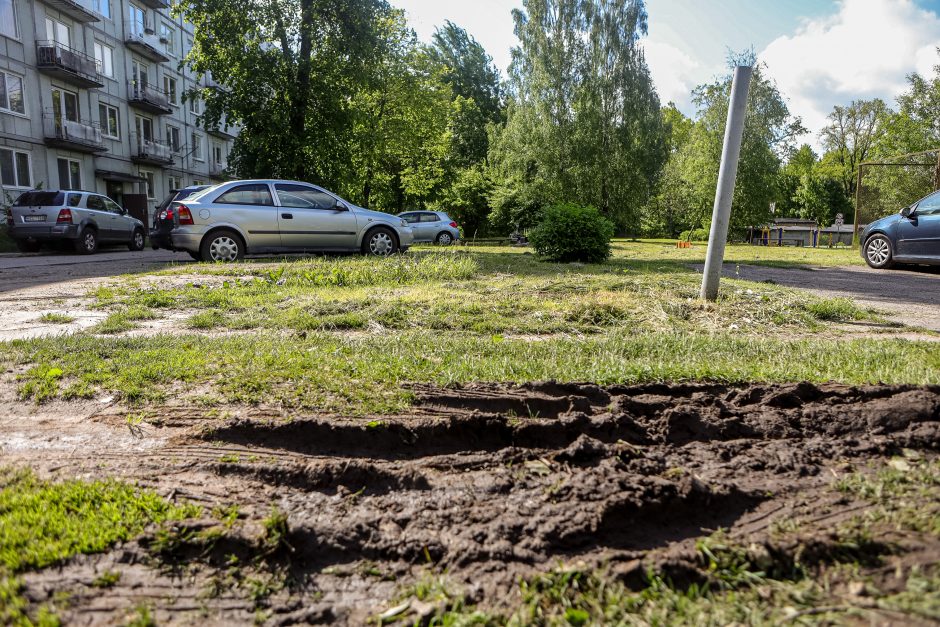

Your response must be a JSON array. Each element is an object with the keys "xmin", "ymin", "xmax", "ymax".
[{"xmin": 2, "ymin": 381, "xmax": 938, "ymax": 624}]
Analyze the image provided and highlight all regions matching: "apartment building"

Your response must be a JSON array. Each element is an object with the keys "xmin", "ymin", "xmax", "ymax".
[{"xmin": 0, "ymin": 0, "xmax": 235, "ymax": 210}]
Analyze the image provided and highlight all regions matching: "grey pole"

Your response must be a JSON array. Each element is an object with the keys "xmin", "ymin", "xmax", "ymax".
[{"xmin": 700, "ymin": 65, "xmax": 753, "ymax": 301}]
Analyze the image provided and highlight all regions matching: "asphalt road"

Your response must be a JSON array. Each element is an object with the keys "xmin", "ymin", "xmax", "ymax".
[{"xmin": 697, "ymin": 263, "xmax": 940, "ymax": 331}]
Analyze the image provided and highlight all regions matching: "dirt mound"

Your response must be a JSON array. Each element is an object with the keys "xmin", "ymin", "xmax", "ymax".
[{"xmin": 10, "ymin": 382, "xmax": 940, "ymax": 624}]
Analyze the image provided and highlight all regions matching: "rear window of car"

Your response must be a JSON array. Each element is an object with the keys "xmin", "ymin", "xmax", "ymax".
[
  {"xmin": 13, "ymin": 192, "xmax": 64, "ymax": 207},
  {"xmin": 175, "ymin": 186, "xmax": 209, "ymax": 201}
]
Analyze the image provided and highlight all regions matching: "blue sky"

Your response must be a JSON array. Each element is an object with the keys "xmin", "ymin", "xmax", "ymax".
[{"xmin": 394, "ymin": 0, "xmax": 940, "ymax": 149}]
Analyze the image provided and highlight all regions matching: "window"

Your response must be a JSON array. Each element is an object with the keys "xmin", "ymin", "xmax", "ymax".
[
  {"xmin": 0, "ymin": 0, "xmax": 18, "ymax": 39},
  {"xmin": 212, "ymin": 142, "xmax": 223, "ymax": 165},
  {"xmin": 67, "ymin": 193, "xmax": 81, "ymax": 207},
  {"xmin": 215, "ymin": 184, "xmax": 272, "ymax": 206},
  {"xmin": 274, "ymin": 184, "xmax": 335, "ymax": 209},
  {"xmin": 160, "ymin": 23, "xmax": 175, "ymax": 56},
  {"xmin": 44, "ymin": 16, "xmax": 70, "ymax": 47},
  {"xmin": 192, "ymin": 179, "xmax": 204, "ymax": 186},
  {"xmin": 166, "ymin": 125, "xmax": 180, "ymax": 152},
  {"xmin": 0, "ymin": 71, "xmax": 24, "ymax": 114},
  {"xmin": 51, "ymin": 88, "xmax": 79, "ymax": 123},
  {"xmin": 86, "ymin": 195, "xmax": 105, "ymax": 211},
  {"xmin": 0, "ymin": 148, "xmax": 30, "ymax": 188},
  {"xmin": 102, "ymin": 196, "xmax": 123, "ymax": 214},
  {"xmin": 191, "ymin": 132, "xmax": 203, "ymax": 161},
  {"xmin": 139, "ymin": 170, "xmax": 155, "ymax": 199},
  {"xmin": 135, "ymin": 115, "xmax": 153, "ymax": 142},
  {"xmin": 94, "ymin": 42, "xmax": 113, "ymax": 78},
  {"xmin": 132, "ymin": 60, "xmax": 149, "ymax": 87},
  {"xmin": 57, "ymin": 158, "xmax": 81, "ymax": 190},
  {"xmin": 167, "ymin": 175, "xmax": 181, "ymax": 192},
  {"xmin": 188, "ymin": 95, "xmax": 200, "ymax": 115},
  {"xmin": 128, "ymin": 4, "xmax": 146, "ymax": 36},
  {"xmin": 92, "ymin": 0, "xmax": 110, "ymax": 19},
  {"xmin": 916, "ymin": 191, "xmax": 940, "ymax": 216},
  {"xmin": 163, "ymin": 75, "xmax": 177, "ymax": 105},
  {"xmin": 98, "ymin": 103, "xmax": 119, "ymax": 138},
  {"xmin": 420, "ymin": 212, "xmax": 441, "ymax": 222}
]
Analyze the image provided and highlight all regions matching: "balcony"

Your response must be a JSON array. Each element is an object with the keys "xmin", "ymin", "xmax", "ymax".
[
  {"xmin": 43, "ymin": 116, "xmax": 106, "ymax": 154},
  {"xmin": 36, "ymin": 41, "xmax": 103, "ymax": 89},
  {"xmin": 209, "ymin": 162, "xmax": 228, "ymax": 180},
  {"xmin": 136, "ymin": 0, "xmax": 169, "ymax": 8},
  {"xmin": 41, "ymin": 0, "xmax": 99, "ymax": 23},
  {"xmin": 131, "ymin": 135, "xmax": 174, "ymax": 166},
  {"xmin": 207, "ymin": 113, "xmax": 238, "ymax": 139},
  {"xmin": 128, "ymin": 81, "xmax": 172, "ymax": 115},
  {"xmin": 200, "ymin": 72, "xmax": 226, "ymax": 91},
  {"xmin": 125, "ymin": 28, "xmax": 170, "ymax": 63}
]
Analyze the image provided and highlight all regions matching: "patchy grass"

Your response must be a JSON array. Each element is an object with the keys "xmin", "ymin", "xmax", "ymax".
[
  {"xmin": 36, "ymin": 313, "xmax": 75, "ymax": 325},
  {"xmin": 0, "ymin": 468, "xmax": 198, "ymax": 625},
  {"xmin": 4, "ymin": 331, "xmax": 939, "ymax": 412}
]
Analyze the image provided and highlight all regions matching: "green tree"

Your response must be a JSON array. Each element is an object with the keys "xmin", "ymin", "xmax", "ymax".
[
  {"xmin": 819, "ymin": 99, "xmax": 888, "ymax": 197},
  {"xmin": 490, "ymin": 0, "xmax": 666, "ymax": 233},
  {"xmin": 793, "ymin": 174, "xmax": 852, "ymax": 226}
]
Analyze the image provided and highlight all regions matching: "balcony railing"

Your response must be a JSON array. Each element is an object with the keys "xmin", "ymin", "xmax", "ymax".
[
  {"xmin": 137, "ymin": 0, "xmax": 169, "ymax": 8},
  {"xmin": 131, "ymin": 134, "xmax": 174, "ymax": 166},
  {"xmin": 209, "ymin": 162, "xmax": 227, "ymax": 177},
  {"xmin": 125, "ymin": 27, "xmax": 170, "ymax": 63},
  {"xmin": 128, "ymin": 80, "xmax": 172, "ymax": 114},
  {"xmin": 36, "ymin": 41, "xmax": 103, "ymax": 88},
  {"xmin": 42, "ymin": 115, "xmax": 106, "ymax": 153}
]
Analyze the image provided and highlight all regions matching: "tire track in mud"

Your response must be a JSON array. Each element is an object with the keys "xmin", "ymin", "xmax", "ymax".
[{"xmin": 9, "ymin": 381, "xmax": 940, "ymax": 625}]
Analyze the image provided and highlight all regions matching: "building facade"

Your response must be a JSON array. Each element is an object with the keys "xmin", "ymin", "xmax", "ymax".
[{"xmin": 0, "ymin": 0, "xmax": 234, "ymax": 209}]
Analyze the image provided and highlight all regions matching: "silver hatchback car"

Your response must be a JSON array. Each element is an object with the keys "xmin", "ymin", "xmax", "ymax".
[
  {"xmin": 8, "ymin": 189, "xmax": 146, "ymax": 254},
  {"xmin": 397, "ymin": 211, "xmax": 461, "ymax": 245},
  {"xmin": 156, "ymin": 180, "xmax": 415, "ymax": 262}
]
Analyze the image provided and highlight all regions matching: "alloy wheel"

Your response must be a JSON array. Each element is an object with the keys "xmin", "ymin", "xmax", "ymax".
[
  {"xmin": 209, "ymin": 237, "xmax": 239, "ymax": 262},
  {"xmin": 866, "ymin": 238, "xmax": 890, "ymax": 266},
  {"xmin": 369, "ymin": 232, "xmax": 394, "ymax": 256}
]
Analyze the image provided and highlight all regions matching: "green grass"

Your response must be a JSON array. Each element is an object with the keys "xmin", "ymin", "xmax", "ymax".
[
  {"xmin": 0, "ymin": 468, "xmax": 198, "ymax": 625},
  {"xmin": 36, "ymin": 313, "xmax": 75, "ymax": 325},
  {"xmin": 4, "ymin": 331, "xmax": 939, "ymax": 412}
]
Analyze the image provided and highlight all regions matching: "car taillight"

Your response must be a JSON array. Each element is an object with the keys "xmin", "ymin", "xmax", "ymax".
[
  {"xmin": 177, "ymin": 204, "xmax": 194, "ymax": 225},
  {"xmin": 449, "ymin": 221, "xmax": 458, "ymax": 228},
  {"xmin": 56, "ymin": 208, "xmax": 73, "ymax": 224}
]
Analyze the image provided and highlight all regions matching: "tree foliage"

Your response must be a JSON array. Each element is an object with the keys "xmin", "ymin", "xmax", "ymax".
[
  {"xmin": 820, "ymin": 99, "xmax": 888, "ymax": 197},
  {"xmin": 490, "ymin": 0, "xmax": 666, "ymax": 233}
]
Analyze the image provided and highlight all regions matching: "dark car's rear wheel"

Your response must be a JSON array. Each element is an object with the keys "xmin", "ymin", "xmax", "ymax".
[
  {"xmin": 201, "ymin": 229, "xmax": 244, "ymax": 262},
  {"xmin": 864, "ymin": 234, "xmax": 894, "ymax": 269},
  {"xmin": 74, "ymin": 228, "xmax": 98, "ymax": 255},
  {"xmin": 363, "ymin": 227, "xmax": 398, "ymax": 256},
  {"xmin": 129, "ymin": 228, "xmax": 145, "ymax": 251}
]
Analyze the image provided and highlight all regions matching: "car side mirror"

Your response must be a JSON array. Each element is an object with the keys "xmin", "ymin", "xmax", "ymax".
[
  {"xmin": 334, "ymin": 200, "xmax": 348, "ymax": 212},
  {"xmin": 900, "ymin": 206, "xmax": 914, "ymax": 218}
]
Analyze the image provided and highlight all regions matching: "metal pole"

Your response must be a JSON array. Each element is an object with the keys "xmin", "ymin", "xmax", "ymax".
[
  {"xmin": 700, "ymin": 65, "xmax": 752, "ymax": 301},
  {"xmin": 853, "ymin": 164, "xmax": 863, "ymax": 247}
]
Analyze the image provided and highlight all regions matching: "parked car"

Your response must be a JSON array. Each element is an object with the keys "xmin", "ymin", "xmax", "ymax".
[
  {"xmin": 397, "ymin": 211, "xmax": 460, "ymax": 245},
  {"xmin": 7, "ymin": 190, "xmax": 146, "ymax": 254},
  {"xmin": 861, "ymin": 189, "xmax": 940, "ymax": 269},
  {"xmin": 152, "ymin": 179, "xmax": 414, "ymax": 262},
  {"xmin": 150, "ymin": 185, "xmax": 210, "ymax": 251}
]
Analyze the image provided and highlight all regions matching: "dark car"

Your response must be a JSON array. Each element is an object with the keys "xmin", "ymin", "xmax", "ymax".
[
  {"xmin": 150, "ymin": 185, "xmax": 210, "ymax": 254},
  {"xmin": 861, "ymin": 190, "xmax": 940, "ymax": 269}
]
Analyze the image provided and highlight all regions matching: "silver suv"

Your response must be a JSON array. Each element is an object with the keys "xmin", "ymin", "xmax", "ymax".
[
  {"xmin": 8, "ymin": 190, "xmax": 146, "ymax": 254},
  {"xmin": 155, "ymin": 179, "xmax": 415, "ymax": 262}
]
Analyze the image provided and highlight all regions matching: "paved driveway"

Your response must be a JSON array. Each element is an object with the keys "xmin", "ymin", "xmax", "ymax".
[{"xmin": 698, "ymin": 263, "xmax": 940, "ymax": 331}]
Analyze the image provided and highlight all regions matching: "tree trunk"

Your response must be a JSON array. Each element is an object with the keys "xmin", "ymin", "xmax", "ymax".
[{"xmin": 290, "ymin": 0, "xmax": 315, "ymax": 180}]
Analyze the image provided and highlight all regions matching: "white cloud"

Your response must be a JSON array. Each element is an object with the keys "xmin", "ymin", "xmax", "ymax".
[
  {"xmin": 760, "ymin": 0, "xmax": 940, "ymax": 148},
  {"xmin": 643, "ymin": 38, "xmax": 706, "ymax": 112}
]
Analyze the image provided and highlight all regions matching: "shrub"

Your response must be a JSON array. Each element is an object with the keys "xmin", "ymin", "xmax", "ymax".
[
  {"xmin": 528, "ymin": 203, "xmax": 615, "ymax": 263},
  {"xmin": 680, "ymin": 228, "xmax": 710, "ymax": 242}
]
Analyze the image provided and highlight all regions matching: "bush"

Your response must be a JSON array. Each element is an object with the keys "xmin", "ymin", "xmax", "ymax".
[
  {"xmin": 680, "ymin": 228, "xmax": 710, "ymax": 242},
  {"xmin": 528, "ymin": 203, "xmax": 616, "ymax": 263}
]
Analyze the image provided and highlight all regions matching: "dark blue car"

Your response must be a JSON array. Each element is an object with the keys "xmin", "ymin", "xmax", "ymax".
[{"xmin": 861, "ymin": 190, "xmax": 940, "ymax": 268}]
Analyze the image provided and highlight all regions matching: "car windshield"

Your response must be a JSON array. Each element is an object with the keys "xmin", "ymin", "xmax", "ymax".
[{"xmin": 14, "ymin": 192, "xmax": 65, "ymax": 207}]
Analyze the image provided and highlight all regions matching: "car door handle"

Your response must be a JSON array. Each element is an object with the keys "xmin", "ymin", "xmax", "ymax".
[{"xmin": 281, "ymin": 213, "xmax": 293, "ymax": 219}]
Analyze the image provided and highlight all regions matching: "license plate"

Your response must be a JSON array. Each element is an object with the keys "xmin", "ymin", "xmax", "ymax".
[{"xmin": 24, "ymin": 215, "xmax": 46, "ymax": 222}]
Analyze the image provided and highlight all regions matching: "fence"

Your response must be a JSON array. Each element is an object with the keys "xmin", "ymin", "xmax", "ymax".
[{"xmin": 854, "ymin": 149, "xmax": 940, "ymax": 240}]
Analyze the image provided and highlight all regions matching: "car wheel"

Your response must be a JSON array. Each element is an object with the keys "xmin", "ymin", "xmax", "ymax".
[
  {"xmin": 14, "ymin": 240, "xmax": 40, "ymax": 253},
  {"xmin": 864, "ymin": 234, "xmax": 894, "ymax": 269},
  {"xmin": 201, "ymin": 230, "xmax": 244, "ymax": 262},
  {"xmin": 436, "ymin": 232, "xmax": 454, "ymax": 246},
  {"xmin": 363, "ymin": 227, "xmax": 398, "ymax": 256},
  {"xmin": 74, "ymin": 228, "xmax": 98, "ymax": 255},
  {"xmin": 129, "ymin": 228, "xmax": 146, "ymax": 251}
]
